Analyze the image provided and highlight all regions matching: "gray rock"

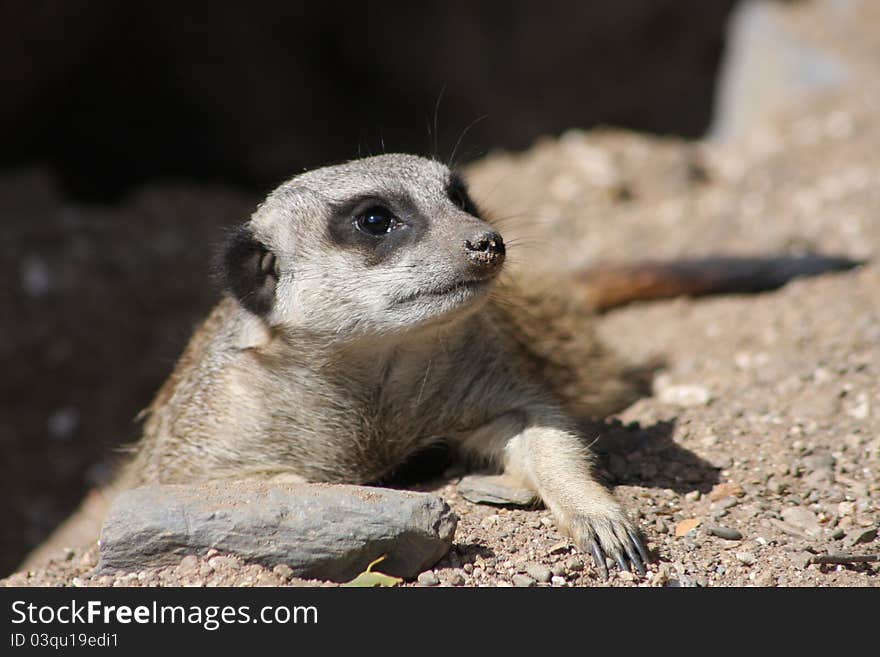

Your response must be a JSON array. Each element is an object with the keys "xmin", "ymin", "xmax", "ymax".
[
  {"xmin": 98, "ymin": 482, "xmax": 457, "ymax": 582},
  {"xmin": 524, "ymin": 563, "xmax": 552, "ymax": 583},
  {"xmin": 847, "ymin": 528, "xmax": 877, "ymax": 547},
  {"xmin": 416, "ymin": 571, "xmax": 440, "ymax": 586},
  {"xmin": 801, "ymin": 452, "xmax": 835, "ymax": 471},
  {"xmin": 565, "ymin": 558, "xmax": 584, "ymax": 572},
  {"xmin": 176, "ymin": 554, "xmax": 199, "ymax": 575},
  {"xmin": 512, "ymin": 574, "xmax": 536, "ymax": 587},
  {"xmin": 272, "ymin": 564, "xmax": 294, "ymax": 580},
  {"xmin": 766, "ymin": 476, "xmax": 787, "ymax": 495},
  {"xmin": 457, "ymin": 475, "xmax": 537, "ymax": 507},
  {"xmin": 780, "ymin": 506, "xmax": 822, "ymax": 538},
  {"xmin": 705, "ymin": 525, "xmax": 743, "ymax": 541},
  {"xmin": 715, "ymin": 496, "xmax": 740, "ymax": 510},
  {"xmin": 735, "ymin": 551, "xmax": 756, "ymax": 566}
]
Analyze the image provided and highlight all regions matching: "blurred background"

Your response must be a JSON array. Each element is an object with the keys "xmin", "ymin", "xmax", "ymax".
[{"xmin": 0, "ymin": 0, "xmax": 863, "ymax": 575}]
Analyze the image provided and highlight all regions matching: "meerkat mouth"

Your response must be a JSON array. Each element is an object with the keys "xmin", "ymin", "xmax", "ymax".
[{"xmin": 394, "ymin": 277, "xmax": 493, "ymax": 306}]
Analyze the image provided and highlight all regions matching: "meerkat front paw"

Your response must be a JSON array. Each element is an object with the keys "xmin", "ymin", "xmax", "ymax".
[{"xmin": 557, "ymin": 503, "xmax": 648, "ymax": 579}]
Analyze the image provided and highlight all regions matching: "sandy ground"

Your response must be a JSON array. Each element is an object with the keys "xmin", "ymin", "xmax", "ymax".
[{"xmin": 4, "ymin": 77, "xmax": 879, "ymax": 587}]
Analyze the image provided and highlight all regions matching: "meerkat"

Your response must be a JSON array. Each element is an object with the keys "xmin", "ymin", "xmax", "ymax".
[
  {"xmin": 108, "ymin": 153, "xmax": 652, "ymax": 576},
  {"xmin": 25, "ymin": 153, "xmax": 859, "ymax": 577}
]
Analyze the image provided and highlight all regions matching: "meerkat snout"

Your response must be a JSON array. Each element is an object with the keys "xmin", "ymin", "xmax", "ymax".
[{"xmin": 464, "ymin": 230, "xmax": 505, "ymax": 273}]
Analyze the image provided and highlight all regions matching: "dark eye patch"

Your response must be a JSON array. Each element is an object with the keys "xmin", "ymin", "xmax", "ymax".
[
  {"xmin": 327, "ymin": 194, "xmax": 425, "ymax": 266},
  {"xmin": 447, "ymin": 173, "xmax": 481, "ymax": 217}
]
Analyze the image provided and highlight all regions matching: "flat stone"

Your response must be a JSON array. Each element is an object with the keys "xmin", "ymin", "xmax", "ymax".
[
  {"xmin": 735, "ymin": 551, "xmax": 756, "ymax": 566},
  {"xmin": 98, "ymin": 482, "xmax": 457, "ymax": 582},
  {"xmin": 780, "ymin": 506, "xmax": 822, "ymax": 538},
  {"xmin": 416, "ymin": 571, "xmax": 440, "ymax": 586},
  {"xmin": 767, "ymin": 518, "xmax": 807, "ymax": 538},
  {"xmin": 512, "ymin": 574, "xmax": 536, "ymax": 587},
  {"xmin": 524, "ymin": 563, "xmax": 552, "ymax": 583},
  {"xmin": 801, "ymin": 452, "xmax": 835, "ymax": 471},
  {"xmin": 847, "ymin": 528, "xmax": 877, "ymax": 546},
  {"xmin": 565, "ymin": 558, "xmax": 584, "ymax": 572},
  {"xmin": 705, "ymin": 525, "xmax": 743, "ymax": 541},
  {"xmin": 457, "ymin": 475, "xmax": 537, "ymax": 507}
]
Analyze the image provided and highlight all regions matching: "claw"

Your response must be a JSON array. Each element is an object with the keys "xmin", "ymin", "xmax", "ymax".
[
  {"xmin": 614, "ymin": 552, "xmax": 629, "ymax": 573},
  {"xmin": 590, "ymin": 541, "xmax": 608, "ymax": 580},
  {"xmin": 624, "ymin": 542, "xmax": 647, "ymax": 576},
  {"xmin": 628, "ymin": 528, "xmax": 649, "ymax": 564}
]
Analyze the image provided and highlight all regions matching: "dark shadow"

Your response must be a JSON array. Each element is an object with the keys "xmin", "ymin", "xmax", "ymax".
[
  {"xmin": 376, "ymin": 442, "xmax": 454, "ymax": 488},
  {"xmin": 445, "ymin": 544, "xmax": 497, "ymax": 565},
  {"xmin": 582, "ymin": 418, "xmax": 720, "ymax": 494}
]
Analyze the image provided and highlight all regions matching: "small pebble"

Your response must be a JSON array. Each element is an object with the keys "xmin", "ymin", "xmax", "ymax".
[
  {"xmin": 754, "ymin": 572, "xmax": 776, "ymax": 587},
  {"xmin": 551, "ymin": 576, "xmax": 566, "ymax": 586},
  {"xmin": 417, "ymin": 571, "xmax": 440, "ymax": 586},
  {"xmin": 715, "ymin": 496, "xmax": 739, "ymax": 510},
  {"xmin": 656, "ymin": 380, "xmax": 711, "ymax": 407},
  {"xmin": 525, "ymin": 563, "xmax": 552, "ymax": 583},
  {"xmin": 780, "ymin": 507, "xmax": 822, "ymax": 538},
  {"xmin": 207, "ymin": 555, "xmax": 240, "ymax": 571},
  {"xmin": 512, "ymin": 574, "xmax": 536, "ymax": 587},
  {"xmin": 565, "ymin": 558, "xmax": 584, "ymax": 572},
  {"xmin": 272, "ymin": 564, "xmax": 294, "ymax": 580},
  {"xmin": 848, "ymin": 528, "xmax": 877, "ymax": 546},
  {"xmin": 449, "ymin": 572, "xmax": 465, "ymax": 586},
  {"xmin": 735, "ymin": 552, "xmax": 756, "ymax": 566},
  {"xmin": 766, "ymin": 477, "xmax": 786, "ymax": 495},
  {"xmin": 705, "ymin": 525, "xmax": 743, "ymax": 541},
  {"xmin": 177, "ymin": 555, "xmax": 200, "ymax": 575}
]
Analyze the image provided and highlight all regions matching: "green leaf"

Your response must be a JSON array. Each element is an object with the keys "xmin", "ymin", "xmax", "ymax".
[{"xmin": 341, "ymin": 554, "xmax": 403, "ymax": 587}]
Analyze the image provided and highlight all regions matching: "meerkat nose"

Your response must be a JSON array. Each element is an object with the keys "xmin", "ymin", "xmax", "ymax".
[{"xmin": 464, "ymin": 230, "xmax": 506, "ymax": 271}]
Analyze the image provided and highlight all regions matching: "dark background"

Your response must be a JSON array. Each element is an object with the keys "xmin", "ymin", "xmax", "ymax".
[{"xmin": 0, "ymin": 0, "xmax": 738, "ymax": 575}]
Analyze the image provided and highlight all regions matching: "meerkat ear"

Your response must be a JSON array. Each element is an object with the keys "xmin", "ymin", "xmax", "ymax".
[{"xmin": 221, "ymin": 225, "xmax": 279, "ymax": 316}]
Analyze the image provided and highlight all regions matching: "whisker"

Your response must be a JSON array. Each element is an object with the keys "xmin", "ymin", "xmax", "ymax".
[
  {"xmin": 433, "ymin": 85, "xmax": 446, "ymax": 161},
  {"xmin": 448, "ymin": 114, "xmax": 488, "ymax": 170}
]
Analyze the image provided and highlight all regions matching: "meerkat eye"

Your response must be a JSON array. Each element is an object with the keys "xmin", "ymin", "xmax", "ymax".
[{"xmin": 355, "ymin": 206, "xmax": 397, "ymax": 236}]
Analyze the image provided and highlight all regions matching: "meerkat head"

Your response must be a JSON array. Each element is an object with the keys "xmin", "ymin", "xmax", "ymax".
[{"xmin": 221, "ymin": 154, "xmax": 505, "ymax": 339}]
